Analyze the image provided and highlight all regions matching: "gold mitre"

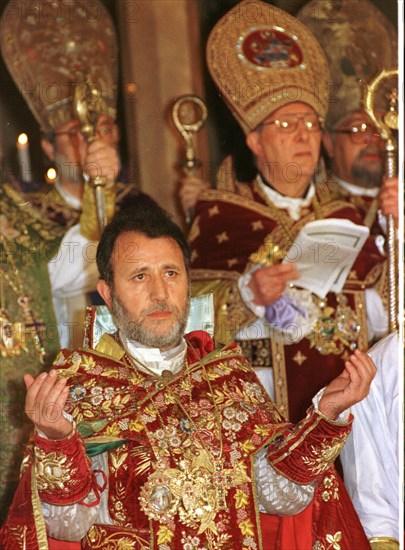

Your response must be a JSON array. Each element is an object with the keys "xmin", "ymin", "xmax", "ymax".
[
  {"xmin": 206, "ymin": 0, "xmax": 330, "ymax": 134},
  {"xmin": 297, "ymin": 0, "xmax": 398, "ymax": 129},
  {"xmin": 0, "ymin": 0, "xmax": 118, "ymax": 132}
]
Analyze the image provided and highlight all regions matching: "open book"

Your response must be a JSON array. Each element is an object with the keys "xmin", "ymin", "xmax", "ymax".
[{"xmin": 283, "ymin": 218, "xmax": 370, "ymax": 298}]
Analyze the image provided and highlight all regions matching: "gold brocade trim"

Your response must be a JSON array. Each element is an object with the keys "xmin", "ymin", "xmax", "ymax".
[
  {"xmin": 226, "ymin": 281, "xmax": 257, "ymax": 334},
  {"xmin": 345, "ymin": 262, "xmax": 384, "ymax": 288},
  {"xmin": 369, "ymin": 537, "xmax": 400, "ymax": 550},
  {"xmin": 252, "ymin": 178, "xmax": 362, "ymax": 255},
  {"xmin": 314, "ymin": 409, "xmax": 351, "ymax": 427},
  {"xmin": 375, "ymin": 260, "xmax": 389, "ymax": 310},
  {"xmin": 236, "ymin": 338, "xmax": 272, "ymax": 368},
  {"xmin": 313, "ymin": 197, "xmax": 360, "ymax": 218},
  {"xmin": 253, "ymin": 177, "xmax": 357, "ymax": 215},
  {"xmin": 31, "ymin": 464, "xmax": 49, "ymax": 550},
  {"xmin": 249, "ymin": 452, "xmax": 267, "ymax": 550},
  {"xmin": 83, "ymin": 524, "xmax": 151, "ymax": 549},
  {"xmin": 317, "ymin": 180, "xmax": 338, "ymax": 202},
  {"xmin": 96, "ymin": 333, "xmax": 126, "ymax": 361},
  {"xmin": 109, "ymin": 480, "xmax": 132, "ymax": 525},
  {"xmin": 31, "ymin": 185, "xmax": 80, "ymax": 228},
  {"xmin": 352, "ymin": 290, "xmax": 368, "ymax": 351},
  {"xmin": 251, "ymin": 179, "xmax": 296, "ymax": 229},
  {"xmin": 236, "ymin": 181, "xmax": 255, "ymax": 199},
  {"xmin": 193, "ymin": 343, "xmax": 253, "ymax": 368},
  {"xmin": 364, "ymin": 262, "xmax": 385, "ymax": 286},
  {"xmin": 271, "ymin": 340, "xmax": 289, "ymax": 419}
]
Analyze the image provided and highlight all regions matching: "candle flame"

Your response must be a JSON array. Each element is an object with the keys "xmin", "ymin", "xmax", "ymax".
[
  {"xmin": 18, "ymin": 133, "xmax": 29, "ymax": 145},
  {"xmin": 46, "ymin": 167, "xmax": 57, "ymax": 183}
]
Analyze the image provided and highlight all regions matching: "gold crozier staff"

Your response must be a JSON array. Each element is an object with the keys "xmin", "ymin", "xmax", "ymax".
[
  {"xmin": 73, "ymin": 75, "xmax": 109, "ymax": 234},
  {"xmin": 172, "ymin": 95, "xmax": 207, "ymax": 223},
  {"xmin": 363, "ymin": 69, "xmax": 399, "ymax": 333}
]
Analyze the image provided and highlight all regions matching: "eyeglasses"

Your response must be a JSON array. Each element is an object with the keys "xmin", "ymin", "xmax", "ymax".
[
  {"xmin": 54, "ymin": 123, "xmax": 114, "ymax": 140},
  {"xmin": 261, "ymin": 113, "xmax": 324, "ymax": 133},
  {"xmin": 332, "ymin": 122, "xmax": 380, "ymax": 144}
]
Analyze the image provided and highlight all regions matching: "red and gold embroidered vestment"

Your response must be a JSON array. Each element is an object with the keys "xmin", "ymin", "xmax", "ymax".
[{"xmin": 1, "ymin": 311, "xmax": 370, "ymax": 549}]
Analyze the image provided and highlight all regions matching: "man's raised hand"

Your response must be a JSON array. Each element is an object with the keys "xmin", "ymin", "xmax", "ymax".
[
  {"xmin": 318, "ymin": 349, "xmax": 376, "ymax": 420},
  {"xmin": 24, "ymin": 370, "xmax": 73, "ymax": 440}
]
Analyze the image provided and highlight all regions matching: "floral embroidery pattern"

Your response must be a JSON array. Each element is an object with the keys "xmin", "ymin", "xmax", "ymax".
[
  {"xmin": 34, "ymin": 448, "xmax": 78, "ymax": 493},
  {"xmin": 321, "ymin": 474, "xmax": 339, "ymax": 502},
  {"xmin": 302, "ymin": 435, "xmax": 347, "ymax": 475},
  {"xmin": 326, "ymin": 531, "xmax": 342, "ymax": 549}
]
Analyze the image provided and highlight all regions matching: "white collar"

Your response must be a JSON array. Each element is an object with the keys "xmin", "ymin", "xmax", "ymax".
[
  {"xmin": 334, "ymin": 176, "xmax": 380, "ymax": 198},
  {"xmin": 120, "ymin": 335, "xmax": 187, "ymax": 377},
  {"xmin": 54, "ymin": 179, "xmax": 82, "ymax": 210},
  {"xmin": 257, "ymin": 175, "xmax": 315, "ymax": 221}
]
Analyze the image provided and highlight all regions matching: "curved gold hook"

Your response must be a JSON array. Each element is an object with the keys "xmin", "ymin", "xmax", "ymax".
[
  {"xmin": 171, "ymin": 95, "xmax": 207, "ymax": 174},
  {"xmin": 73, "ymin": 75, "xmax": 107, "ymax": 142},
  {"xmin": 172, "ymin": 95, "xmax": 208, "ymax": 137},
  {"xmin": 363, "ymin": 68, "xmax": 398, "ymax": 140}
]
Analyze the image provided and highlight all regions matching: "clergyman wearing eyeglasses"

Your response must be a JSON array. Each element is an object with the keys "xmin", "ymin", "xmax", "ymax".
[
  {"xmin": 180, "ymin": 0, "xmax": 388, "ymax": 427},
  {"xmin": 298, "ymin": 0, "xmax": 398, "ymax": 237}
]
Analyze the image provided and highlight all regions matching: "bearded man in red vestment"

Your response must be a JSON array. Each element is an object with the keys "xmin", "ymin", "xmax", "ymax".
[{"xmin": 1, "ymin": 204, "xmax": 376, "ymax": 550}]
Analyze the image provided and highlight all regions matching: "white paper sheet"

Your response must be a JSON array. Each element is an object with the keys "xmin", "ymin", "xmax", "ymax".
[{"xmin": 283, "ymin": 219, "xmax": 370, "ymax": 298}]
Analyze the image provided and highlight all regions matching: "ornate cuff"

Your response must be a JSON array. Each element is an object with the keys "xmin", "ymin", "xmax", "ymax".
[
  {"xmin": 314, "ymin": 403, "xmax": 352, "ymax": 425},
  {"xmin": 266, "ymin": 407, "xmax": 352, "ymax": 484},
  {"xmin": 34, "ymin": 429, "xmax": 93, "ymax": 505}
]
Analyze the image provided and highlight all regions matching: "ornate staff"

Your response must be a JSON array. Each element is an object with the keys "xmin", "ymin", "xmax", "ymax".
[
  {"xmin": 363, "ymin": 68, "xmax": 398, "ymax": 332},
  {"xmin": 73, "ymin": 75, "xmax": 109, "ymax": 233},
  {"xmin": 172, "ymin": 95, "xmax": 207, "ymax": 223}
]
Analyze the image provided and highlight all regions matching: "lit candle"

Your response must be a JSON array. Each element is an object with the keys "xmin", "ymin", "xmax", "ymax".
[
  {"xmin": 17, "ymin": 133, "xmax": 32, "ymax": 182},
  {"xmin": 45, "ymin": 167, "xmax": 57, "ymax": 184}
]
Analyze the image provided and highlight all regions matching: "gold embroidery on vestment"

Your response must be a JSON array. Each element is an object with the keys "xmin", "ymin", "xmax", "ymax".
[
  {"xmin": 301, "ymin": 435, "xmax": 347, "ymax": 475},
  {"xmin": 34, "ymin": 448, "xmax": 78, "ymax": 493}
]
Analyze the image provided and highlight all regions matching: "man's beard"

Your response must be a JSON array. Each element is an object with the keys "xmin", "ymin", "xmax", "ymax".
[
  {"xmin": 110, "ymin": 289, "xmax": 190, "ymax": 350},
  {"xmin": 351, "ymin": 146, "xmax": 384, "ymax": 188}
]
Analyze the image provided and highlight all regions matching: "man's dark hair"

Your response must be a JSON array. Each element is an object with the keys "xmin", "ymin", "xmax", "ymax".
[{"xmin": 96, "ymin": 205, "xmax": 191, "ymax": 286}]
